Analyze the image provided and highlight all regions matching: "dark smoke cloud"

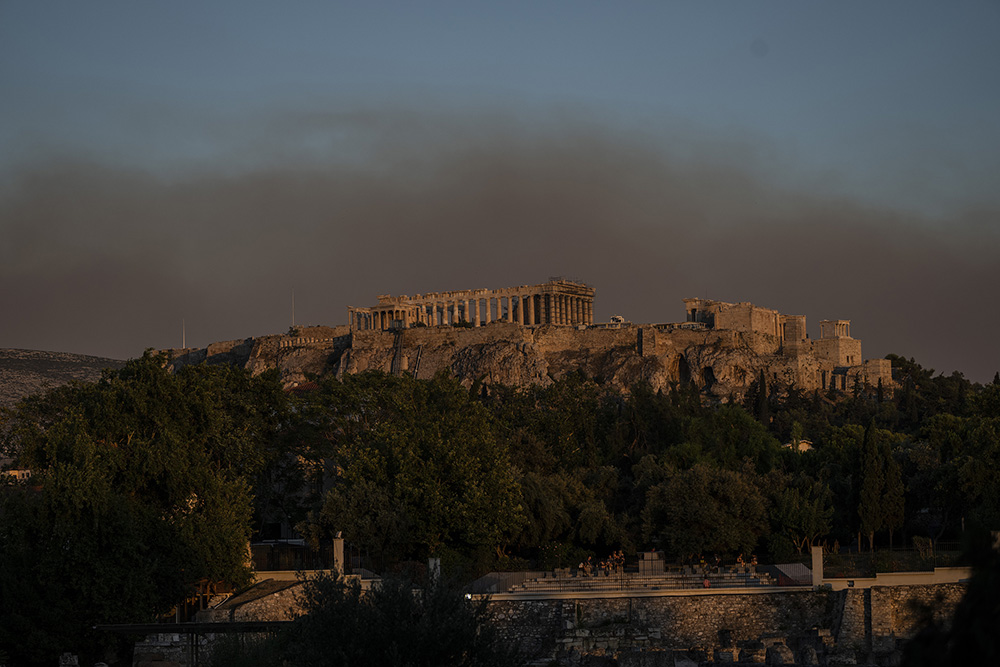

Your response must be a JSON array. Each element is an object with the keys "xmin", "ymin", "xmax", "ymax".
[{"xmin": 2, "ymin": 111, "xmax": 997, "ymax": 382}]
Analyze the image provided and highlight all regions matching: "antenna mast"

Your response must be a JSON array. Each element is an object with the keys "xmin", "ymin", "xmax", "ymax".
[
  {"xmin": 182, "ymin": 319, "xmax": 186, "ymax": 349},
  {"xmin": 292, "ymin": 290, "xmax": 295, "ymax": 327}
]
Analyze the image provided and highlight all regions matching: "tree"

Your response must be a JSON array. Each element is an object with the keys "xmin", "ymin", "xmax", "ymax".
[
  {"xmin": 858, "ymin": 421, "xmax": 886, "ymax": 551},
  {"xmin": 297, "ymin": 372, "xmax": 524, "ymax": 563},
  {"xmin": 685, "ymin": 405, "xmax": 783, "ymax": 471},
  {"xmin": 881, "ymin": 440, "xmax": 905, "ymax": 548},
  {"xmin": 0, "ymin": 353, "xmax": 284, "ymax": 665},
  {"xmin": 641, "ymin": 462, "xmax": 767, "ymax": 557},
  {"xmin": 281, "ymin": 573, "xmax": 522, "ymax": 667},
  {"xmin": 768, "ymin": 471, "xmax": 834, "ymax": 554}
]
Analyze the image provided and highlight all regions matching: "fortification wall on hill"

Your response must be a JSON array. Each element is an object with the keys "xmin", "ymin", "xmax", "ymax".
[
  {"xmin": 164, "ymin": 317, "xmax": 893, "ymax": 399},
  {"xmin": 332, "ymin": 321, "xmax": 891, "ymax": 398}
]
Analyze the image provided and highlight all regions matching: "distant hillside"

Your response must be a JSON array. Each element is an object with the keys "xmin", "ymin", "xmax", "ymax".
[{"xmin": 0, "ymin": 349, "xmax": 126, "ymax": 409}]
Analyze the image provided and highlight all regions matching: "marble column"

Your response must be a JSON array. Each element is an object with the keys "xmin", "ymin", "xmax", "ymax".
[{"xmin": 526, "ymin": 294, "xmax": 535, "ymax": 325}]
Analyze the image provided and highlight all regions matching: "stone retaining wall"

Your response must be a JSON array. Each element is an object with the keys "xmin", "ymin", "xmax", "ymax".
[{"xmin": 132, "ymin": 584, "xmax": 967, "ymax": 666}]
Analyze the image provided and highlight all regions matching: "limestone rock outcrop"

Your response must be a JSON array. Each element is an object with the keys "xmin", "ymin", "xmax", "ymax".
[{"xmin": 165, "ymin": 318, "xmax": 891, "ymax": 401}]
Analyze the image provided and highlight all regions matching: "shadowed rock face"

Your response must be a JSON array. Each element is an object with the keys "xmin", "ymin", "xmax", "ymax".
[{"xmin": 0, "ymin": 348, "xmax": 125, "ymax": 408}]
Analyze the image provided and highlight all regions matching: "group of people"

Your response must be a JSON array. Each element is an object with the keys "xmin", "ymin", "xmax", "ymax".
[
  {"xmin": 686, "ymin": 552, "xmax": 758, "ymax": 574},
  {"xmin": 575, "ymin": 550, "xmax": 757, "ymax": 578},
  {"xmin": 578, "ymin": 550, "xmax": 626, "ymax": 577}
]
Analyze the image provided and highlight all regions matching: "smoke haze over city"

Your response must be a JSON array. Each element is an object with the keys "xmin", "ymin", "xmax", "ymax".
[{"xmin": 2, "ymin": 2, "xmax": 998, "ymax": 381}]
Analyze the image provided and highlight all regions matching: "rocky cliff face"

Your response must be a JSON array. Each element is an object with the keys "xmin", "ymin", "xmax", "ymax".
[{"xmin": 166, "ymin": 322, "xmax": 809, "ymax": 400}]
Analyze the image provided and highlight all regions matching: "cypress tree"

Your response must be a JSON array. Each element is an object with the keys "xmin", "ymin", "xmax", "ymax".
[
  {"xmin": 881, "ymin": 440, "xmax": 905, "ymax": 548},
  {"xmin": 755, "ymin": 370, "xmax": 769, "ymax": 426},
  {"xmin": 858, "ymin": 420, "xmax": 885, "ymax": 552}
]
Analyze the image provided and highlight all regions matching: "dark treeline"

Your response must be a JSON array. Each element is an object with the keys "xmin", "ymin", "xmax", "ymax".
[
  {"xmin": 275, "ymin": 353, "xmax": 1000, "ymax": 574},
  {"xmin": 1, "ymin": 351, "xmax": 998, "ymax": 665}
]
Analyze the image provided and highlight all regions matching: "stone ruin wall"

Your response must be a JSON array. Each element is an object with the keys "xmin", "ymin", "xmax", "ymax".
[
  {"xmin": 161, "ymin": 291, "xmax": 895, "ymax": 400},
  {"xmin": 165, "ymin": 325, "xmax": 352, "ymax": 388},
  {"xmin": 336, "ymin": 318, "xmax": 892, "ymax": 400},
  {"xmin": 132, "ymin": 583, "xmax": 965, "ymax": 667},
  {"xmin": 490, "ymin": 584, "xmax": 965, "ymax": 665}
]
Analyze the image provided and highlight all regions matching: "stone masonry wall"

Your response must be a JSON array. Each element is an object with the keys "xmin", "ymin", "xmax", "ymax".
[
  {"xmin": 491, "ymin": 591, "xmax": 834, "ymax": 664},
  {"xmin": 165, "ymin": 312, "xmax": 894, "ymax": 400},
  {"xmin": 132, "ymin": 584, "xmax": 966, "ymax": 666}
]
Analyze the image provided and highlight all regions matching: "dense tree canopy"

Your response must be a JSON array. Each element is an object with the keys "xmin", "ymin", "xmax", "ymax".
[
  {"xmin": 292, "ymin": 372, "xmax": 525, "ymax": 566},
  {"xmin": 2, "ymin": 348, "xmax": 998, "ymax": 665},
  {"xmin": 0, "ymin": 353, "xmax": 286, "ymax": 665}
]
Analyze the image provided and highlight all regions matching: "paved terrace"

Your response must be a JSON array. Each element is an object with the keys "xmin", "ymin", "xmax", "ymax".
[{"xmin": 469, "ymin": 565, "xmax": 796, "ymax": 600}]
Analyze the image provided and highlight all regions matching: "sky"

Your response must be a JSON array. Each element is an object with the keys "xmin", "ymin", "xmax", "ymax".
[{"xmin": 1, "ymin": 1, "xmax": 999, "ymax": 381}]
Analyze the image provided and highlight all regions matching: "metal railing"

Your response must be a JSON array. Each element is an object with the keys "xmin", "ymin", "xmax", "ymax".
[
  {"xmin": 822, "ymin": 544, "xmax": 962, "ymax": 578},
  {"xmin": 251, "ymin": 542, "xmax": 388, "ymax": 576},
  {"xmin": 251, "ymin": 543, "xmax": 339, "ymax": 572}
]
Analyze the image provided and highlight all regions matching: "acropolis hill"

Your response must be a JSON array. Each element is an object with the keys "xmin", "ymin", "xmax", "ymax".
[{"xmin": 166, "ymin": 278, "xmax": 894, "ymax": 398}]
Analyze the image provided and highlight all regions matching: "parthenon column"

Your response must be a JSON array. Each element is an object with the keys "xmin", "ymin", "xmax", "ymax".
[
  {"xmin": 586, "ymin": 301, "xmax": 593, "ymax": 325},
  {"xmin": 526, "ymin": 294, "xmax": 535, "ymax": 325}
]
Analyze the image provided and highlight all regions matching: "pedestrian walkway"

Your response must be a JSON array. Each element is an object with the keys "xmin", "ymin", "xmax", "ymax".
[{"xmin": 471, "ymin": 565, "xmax": 777, "ymax": 595}]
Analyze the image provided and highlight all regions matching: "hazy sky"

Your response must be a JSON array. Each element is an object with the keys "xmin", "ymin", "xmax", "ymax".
[{"xmin": 2, "ymin": 2, "xmax": 998, "ymax": 381}]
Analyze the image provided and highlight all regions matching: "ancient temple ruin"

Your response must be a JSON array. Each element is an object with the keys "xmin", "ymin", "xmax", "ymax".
[
  {"xmin": 679, "ymin": 298, "xmax": 887, "ymax": 390},
  {"xmin": 169, "ymin": 286, "xmax": 894, "ymax": 398},
  {"xmin": 348, "ymin": 278, "xmax": 595, "ymax": 331}
]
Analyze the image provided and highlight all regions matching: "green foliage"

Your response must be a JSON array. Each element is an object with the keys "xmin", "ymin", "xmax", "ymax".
[
  {"xmin": 684, "ymin": 405, "xmax": 783, "ymax": 471},
  {"xmin": 641, "ymin": 461, "xmax": 767, "ymax": 557},
  {"xmin": 0, "ymin": 352, "xmax": 284, "ymax": 665},
  {"xmin": 767, "ymin": 471, "xmax": 834, "ymax": 554},
  {"xmin": 295, "ymin": 372, "xmax": 524, "ymax": 561},
  {"xmin": 858, "ymin": 422, "xmax": 887, "ymax": 551},
  {"xmin": 281, "ymin": 573, "xmax": 522, "ymax": 667},
  {"xmin": 3, "ymin": 344, "xmax": 998, "ymax": 666}
]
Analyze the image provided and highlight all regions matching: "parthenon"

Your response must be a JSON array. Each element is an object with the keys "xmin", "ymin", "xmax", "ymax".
[{"xmin": 348, "ymin": 278, "xmax": 595, "ymax": 331}]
